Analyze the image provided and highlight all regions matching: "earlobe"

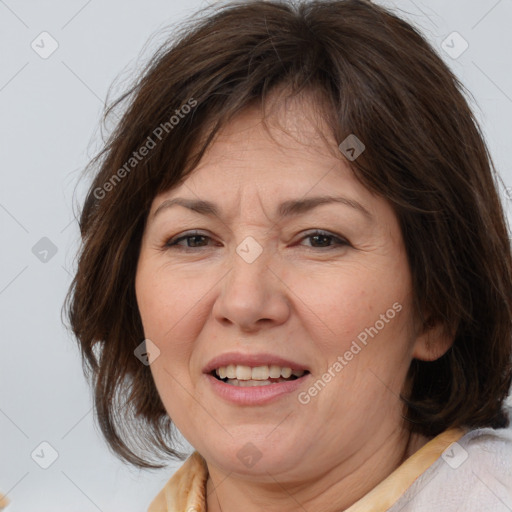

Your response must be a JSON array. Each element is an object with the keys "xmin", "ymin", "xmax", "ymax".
[{"xmin": 412, "ymin": 320, "xmax": 455, "ymax": 362}]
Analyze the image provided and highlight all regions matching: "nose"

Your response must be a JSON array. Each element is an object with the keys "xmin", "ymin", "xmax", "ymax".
[{"xmin": 212, "ymin": 241, "xmax": 291, "ymax": 333}]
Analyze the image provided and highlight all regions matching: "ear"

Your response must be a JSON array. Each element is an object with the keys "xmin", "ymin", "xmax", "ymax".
[{"xmin": 412, "ymin": 319, "xmax": 455, "ymax": 362}]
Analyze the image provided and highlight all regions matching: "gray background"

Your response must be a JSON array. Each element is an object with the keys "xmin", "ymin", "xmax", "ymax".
[{"xmin": 1, "ymin": 0, "xmax": 511, "ymax": 510}]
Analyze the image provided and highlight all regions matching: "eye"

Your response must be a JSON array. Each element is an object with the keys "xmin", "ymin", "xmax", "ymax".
[
  {"xmin": 299, "ymin": 230, "xmax": 350, "ymax": 249},
  {"xmin": 164, "ymin": 230, "xmax": 216, "ymax": 250}
]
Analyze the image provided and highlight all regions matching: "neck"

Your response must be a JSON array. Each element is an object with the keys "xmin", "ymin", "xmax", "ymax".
[{"xmin": 205, "ymin": 427, "xmax": 430, "ymax": 512}]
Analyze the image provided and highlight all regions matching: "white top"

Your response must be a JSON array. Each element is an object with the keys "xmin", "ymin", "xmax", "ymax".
[{"xmin": 388, "ymin": 427, "xmax": 512, "ymax": 511}]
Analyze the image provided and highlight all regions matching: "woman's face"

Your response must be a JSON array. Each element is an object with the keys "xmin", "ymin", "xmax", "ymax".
[{"xmin": 135, "ymin": 93, "xmax": 429, "ymax": 481}]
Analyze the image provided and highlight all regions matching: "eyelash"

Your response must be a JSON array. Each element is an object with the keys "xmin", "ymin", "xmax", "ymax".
[{"xmin": 164, "ymin": 230, "xmax": 350, "ymax": 251}]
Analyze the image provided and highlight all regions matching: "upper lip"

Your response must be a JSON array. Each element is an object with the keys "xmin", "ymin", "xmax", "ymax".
[{"xmin": 203, "ymin": 352, "xmax": 309, "ymax": 374}]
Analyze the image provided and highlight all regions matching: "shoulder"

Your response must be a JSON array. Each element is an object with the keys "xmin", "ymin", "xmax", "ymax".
[
  {"xmin": 457, "ymin": 426, "xmax": 512, "ymax": 486},
  {"xmin": 390, "ymin": 428, "xmax": 512, "ymax": 512},
  {"xmin": 0, "ymin": 493, "xmax": 9, "ymax": 510},
  {"xmin": 459, "ymin": 426, "xmax": 512, "ymax": 463},
  {"xmin": 148, "ymin": 451, "xmax": 208, "ymax": 512}
]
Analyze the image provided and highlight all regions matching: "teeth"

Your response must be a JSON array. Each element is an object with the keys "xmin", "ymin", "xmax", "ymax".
[
  {"xmin": 237, "ymin": 379, "xmax": 272, "ymax": 387},
  {"xmin": 214, "ymin": 364, "xmax": 305, "ymax": 381},
  {"xmin": 281, "ymin": 367, "xmax": 292, "ymax": 379},
  {"xmin": 225, "ymin": 378, "xmax": 285, "ymax": 387},
  {"xmin": 236, "ymin": 365, "xmax": 252, "ymax": 380},
  {"xmin": 251, "ymin": 366, "xmax": 269, "ymax": 380},
  {"xmin": 226, "ymin": 364, "xmax": 236, "ymax": 379},
  {"xmin": 269, "ymin": 365, "xmax": 281, "ymax": 378}
]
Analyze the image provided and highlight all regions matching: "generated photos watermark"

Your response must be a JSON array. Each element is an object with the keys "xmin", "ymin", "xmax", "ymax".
[
  {"xmin": 298, "ymin": 302, "xmax": 403, "ymax": 404},
  {"xmin": 94, "ymin": 97, "xmax": 197, "ymax": 200}
]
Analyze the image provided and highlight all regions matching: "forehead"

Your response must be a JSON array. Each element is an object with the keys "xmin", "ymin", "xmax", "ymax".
[
  {"xmin": 154, "ymin": 93, "xmax": 360, "ymax": 201},
  {"xmin": 204, "ymin": 89, "xmax": 339, "ymax": 164},
  {"xmin": 146, "ymin": 90, "xmax": 394, "ymax": 229}
]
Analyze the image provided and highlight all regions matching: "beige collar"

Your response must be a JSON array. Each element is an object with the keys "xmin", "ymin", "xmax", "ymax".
[
  {"xmin": 148, "ymin": 427, "xmax": 467, "ymax": 512},
  {"xmin": 0, "ymin": 492, "xmax": 9, "ymax": 510}
]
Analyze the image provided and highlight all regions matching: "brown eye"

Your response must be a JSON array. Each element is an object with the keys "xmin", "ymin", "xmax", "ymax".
[
  {"xmin": 165, "ymin": 231, "xmax": 214, "ymax": 249},
  {"xmin": 301, "ymin": 230, "xmax": 350, "ymax": 249}
]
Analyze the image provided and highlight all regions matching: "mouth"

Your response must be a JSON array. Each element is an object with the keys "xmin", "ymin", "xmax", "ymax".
[{"xmin": 210, "ymin": 364, "xmax": 310, "ymax": 387}]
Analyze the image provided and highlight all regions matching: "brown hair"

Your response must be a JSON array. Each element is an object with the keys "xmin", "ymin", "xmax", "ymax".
[{"xmin": 64, "ymin": 0, "xmax": 512, "ymax": 469}]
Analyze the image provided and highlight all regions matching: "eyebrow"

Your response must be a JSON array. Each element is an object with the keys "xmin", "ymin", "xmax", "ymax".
[{"xmin": 152, "ymin": 195, "xmax": 373, "ymax": 221}]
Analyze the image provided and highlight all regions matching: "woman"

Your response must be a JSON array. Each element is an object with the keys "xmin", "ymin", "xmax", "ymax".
[{"xmin": 65, "ymin": 0, "xmax": 512, "ymax": 510}]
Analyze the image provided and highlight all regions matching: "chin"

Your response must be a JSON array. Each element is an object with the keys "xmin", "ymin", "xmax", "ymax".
[{"xmin": 202, "ymin": 437, "xmax": 304, "ymax": 476}]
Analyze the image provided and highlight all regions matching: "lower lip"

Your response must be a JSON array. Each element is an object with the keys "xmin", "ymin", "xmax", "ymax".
[{"xmin": 205, "ymin": 373, "xmax": 310, "ymax": 405}]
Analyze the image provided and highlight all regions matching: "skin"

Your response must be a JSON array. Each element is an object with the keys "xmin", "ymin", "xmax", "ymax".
[{"xmin": 135, "ymin": 90, "xmax": 452, "ymax": 512}]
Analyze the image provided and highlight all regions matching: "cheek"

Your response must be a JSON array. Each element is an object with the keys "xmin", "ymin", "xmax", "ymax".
[
  {"xmin": 136, "ymin": 261, "xmax": 192, "ymax": 339},
  {"xmin": 290, "ymin": 264, "xmax": 407, "ymax": 345},
  {"xmin": 136, "ymin": 266, "xmax": 200, "ymax": 420},
  {"xmin": 135, "ymin": 261, "xmax": 210, "ymax": 384}
]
